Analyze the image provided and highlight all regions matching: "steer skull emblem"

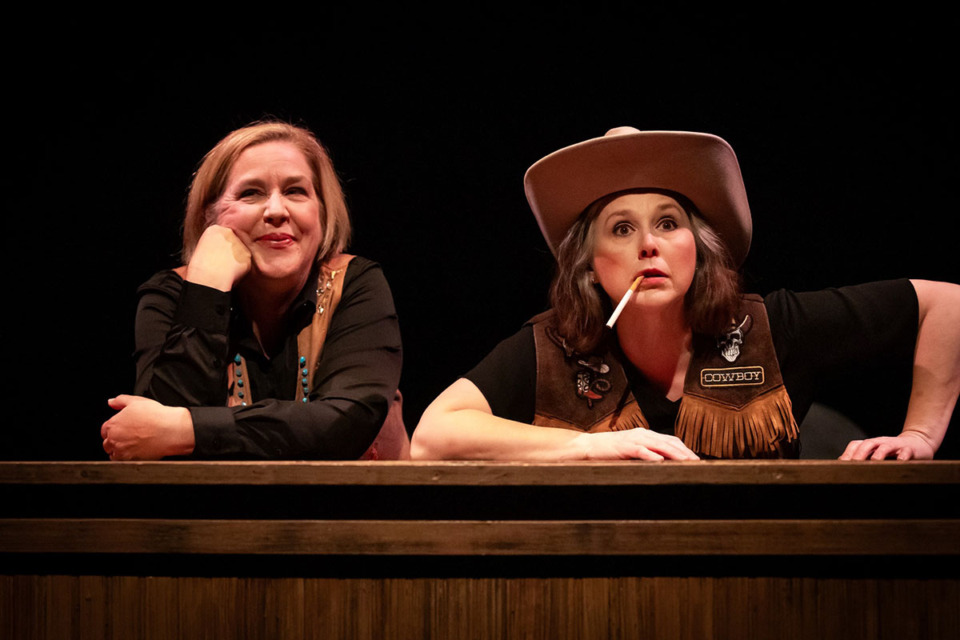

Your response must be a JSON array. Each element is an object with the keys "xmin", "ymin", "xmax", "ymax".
[{"xmin": 718, "ymin": 315, "xmax": 753, "ymax": 363}]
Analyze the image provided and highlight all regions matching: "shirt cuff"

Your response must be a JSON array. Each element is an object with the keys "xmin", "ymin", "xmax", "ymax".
[
  {"xmin": 175, "ymin": 281, "xmax": 232, "ymax": 333},
  {"xmin": 189, "ymin": 406, "xmax": 243, "ymax": 457}
]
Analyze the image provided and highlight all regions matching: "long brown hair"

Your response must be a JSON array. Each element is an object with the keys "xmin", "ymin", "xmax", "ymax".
[
  {"xmin": 181, "ymin": 121, "xmax": 351, "ymax": 263},
  {"xmin": 550, "ymin": 190, "xmax": 742, "ymax": 354}
]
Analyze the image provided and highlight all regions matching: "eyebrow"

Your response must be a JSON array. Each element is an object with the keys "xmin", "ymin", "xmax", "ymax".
[
  {"xmin": 603, "ymin": 202, "xmax": 686, "ymax": 218},
  {"xmin": 232, "ymin": 174, "xmax": 313, "ymax": 188}
]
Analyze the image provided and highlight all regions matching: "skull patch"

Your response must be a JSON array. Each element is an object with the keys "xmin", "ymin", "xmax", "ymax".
[{"xmin": 718, "ymin": 315, "xmax": 753, "ymax": 363}]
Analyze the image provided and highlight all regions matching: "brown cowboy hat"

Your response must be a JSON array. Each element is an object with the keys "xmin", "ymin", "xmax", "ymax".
[{"xmin": 523, "ymin": 127, "xmax": 753, "ymax": 266}]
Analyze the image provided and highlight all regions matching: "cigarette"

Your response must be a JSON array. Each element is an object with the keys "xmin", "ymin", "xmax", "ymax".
[{"xmin": 605, "ymin": 276, "xmax": 643, "ymax": 328}]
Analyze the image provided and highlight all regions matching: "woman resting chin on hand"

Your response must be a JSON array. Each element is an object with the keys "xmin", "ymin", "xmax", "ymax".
[{"xmin": 102, "ymin": 122, "xmax": 405, "ymax": 461}]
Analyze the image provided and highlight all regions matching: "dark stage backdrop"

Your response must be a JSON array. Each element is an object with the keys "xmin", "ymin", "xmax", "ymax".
[{"xmin": 9, "ymin": 15, "xmax": 958, "ymax": 459}]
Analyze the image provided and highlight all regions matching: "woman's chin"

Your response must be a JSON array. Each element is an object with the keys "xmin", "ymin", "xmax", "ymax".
[
  {"xmin": 630, "ymin": 289, "xmax": 687, "ymax": 311},
  {"xmin": 247, "ymin": 260, "xmax": 311, "ymax": 291}
]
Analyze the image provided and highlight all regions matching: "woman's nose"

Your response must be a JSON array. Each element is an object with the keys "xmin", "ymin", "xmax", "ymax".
[
  {"xmin": 263, "ymin": 191, "xmax": 288, "ymax": 223},
  {"xmin": 638, "ymin": 231, "xmax": 659, "ymax": 258}
]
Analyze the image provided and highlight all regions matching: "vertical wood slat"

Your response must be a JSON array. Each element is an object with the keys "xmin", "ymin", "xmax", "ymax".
[
  {"xmin": 77, "ymin": 575, "xmax": 105, "ymax": 640},
  {"xmin": 0, "ymin": 576, "xmax": 10, "ymax": 640},
  {"xmin": 44, "ymin": 575, "xmax": 77, "ymax": 639}
]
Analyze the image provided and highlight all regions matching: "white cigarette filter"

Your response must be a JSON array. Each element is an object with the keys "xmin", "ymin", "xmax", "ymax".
[{"xmin": 605, "ymin": 276, "xmax": 643, "ymax": 328}]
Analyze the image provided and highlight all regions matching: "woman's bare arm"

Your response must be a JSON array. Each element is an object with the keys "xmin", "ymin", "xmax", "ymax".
[
  {"xmin": 841, "ymin": 279, "xmax": 960, "ymax": 460},
  {"xmin": 411, "ymin": 378, "xmax": 699, "ymax": 461}
]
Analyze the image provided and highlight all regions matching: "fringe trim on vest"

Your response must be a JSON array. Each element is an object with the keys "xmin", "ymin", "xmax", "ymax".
[
  {"xmin": 611, "ymin": 400, "xmax": 651, "ymax": 432},
  {"xmin": 675, "ymin": 386, "xmax": 798, "ymax": 459}
]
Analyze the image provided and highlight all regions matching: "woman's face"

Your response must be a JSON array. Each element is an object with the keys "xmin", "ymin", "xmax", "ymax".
[
  {"xmin": 215, "ymin": 141, "xmax": 323, "ymax": 292},
  {"xmin": 591, "ymin": 192, "xmax": 697, "ymax": 313}
]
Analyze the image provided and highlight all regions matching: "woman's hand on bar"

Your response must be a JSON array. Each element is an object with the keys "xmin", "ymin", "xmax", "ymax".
[{"xmin": 101, "ymin": 395, "xmax": 196, "ymax": 461}]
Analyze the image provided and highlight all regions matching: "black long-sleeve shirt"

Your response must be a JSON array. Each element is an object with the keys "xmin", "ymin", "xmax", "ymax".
[{"xmin": 133, "ymin": 256, "xmax": 402, "ymax": 459}]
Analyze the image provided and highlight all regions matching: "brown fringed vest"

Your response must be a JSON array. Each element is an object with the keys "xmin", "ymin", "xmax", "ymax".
[
  {"xmin": 532, "ymin": 295, "xmax": 799, "ymax": 458},
  {"xmin": 178, "ymin": 255, "xmax": 409, "ymax": 460}
]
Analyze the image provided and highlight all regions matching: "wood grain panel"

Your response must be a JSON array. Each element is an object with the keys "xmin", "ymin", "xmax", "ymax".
[
  {"xmin": 3, "ymin": 574, "xmax": 958, "ymax": 640},
  {"xmin": 2, "ymin": 461, "xmax": 958, "ymax": 486},
  {"xmin": 3, "ymin": 461, "xmax": 957, "ymax": 638},
  {"xmin": 3, "ymin": 518, "xmax": 958, "ymax": 556}
]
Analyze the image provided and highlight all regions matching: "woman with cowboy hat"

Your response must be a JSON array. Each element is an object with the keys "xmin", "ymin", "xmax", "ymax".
[{"xmin": 411, "ymin": 127, "xmax": 960, "ymax": 461}]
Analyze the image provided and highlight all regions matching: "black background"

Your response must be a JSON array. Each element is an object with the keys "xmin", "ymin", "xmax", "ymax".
[{"xmin": 9, "ymin": 12, "xmax": 958, "ymax": 459}]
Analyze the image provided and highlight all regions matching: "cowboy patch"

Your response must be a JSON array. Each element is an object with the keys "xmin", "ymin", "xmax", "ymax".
[{"xmin": 700, "ymin": 366, "xmax": 765, "ymax": 387}]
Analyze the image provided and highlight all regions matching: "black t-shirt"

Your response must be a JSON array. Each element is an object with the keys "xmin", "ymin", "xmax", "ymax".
[
  {"xmin": 134, "ymin": 256, "xmax": 402, "ymax": 459},
  {"xmin": 464, "ymin": 280, "xmax": 919, "ymax": 434}
]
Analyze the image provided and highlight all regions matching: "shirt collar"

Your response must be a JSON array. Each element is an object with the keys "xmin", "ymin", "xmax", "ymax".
[{"xmin": 291, "ymin": 259, "xmax": 324, "ymax": 324}]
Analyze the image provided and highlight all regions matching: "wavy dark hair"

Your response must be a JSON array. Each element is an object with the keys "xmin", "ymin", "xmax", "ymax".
[{"xmin": 549, "ymin": 189, "xmax": 742, "ymax": 354}]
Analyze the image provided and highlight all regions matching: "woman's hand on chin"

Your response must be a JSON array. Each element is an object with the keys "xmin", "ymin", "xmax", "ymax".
[
  {"xmin": 572, "ymin": 429, "xmax": 700, "ymax": 461},
  {"xmin": 101, "ymin": 395, "xmax": 196, "ymax": 461},
  {"xmin": 185, "ymin": 224, "xmax": 252, "ymax": 292}
]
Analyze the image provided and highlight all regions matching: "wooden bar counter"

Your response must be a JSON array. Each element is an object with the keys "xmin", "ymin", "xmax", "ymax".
[{"xmin": 2, "ymin": 461, "xmax": 958, "ymax": 638}]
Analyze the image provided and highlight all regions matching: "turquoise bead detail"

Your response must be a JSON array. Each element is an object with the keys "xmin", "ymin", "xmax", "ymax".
[
  {"xmin": 233, "ymin": 353, "xmax": 251, "ymax": 408},
  {"xmin": 299, "ymin": 355, "xmax": 310, "ymax": 402},
  {"xmin": 232, "ymin": 352, "xmax": 311, "ymax": 405}
]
